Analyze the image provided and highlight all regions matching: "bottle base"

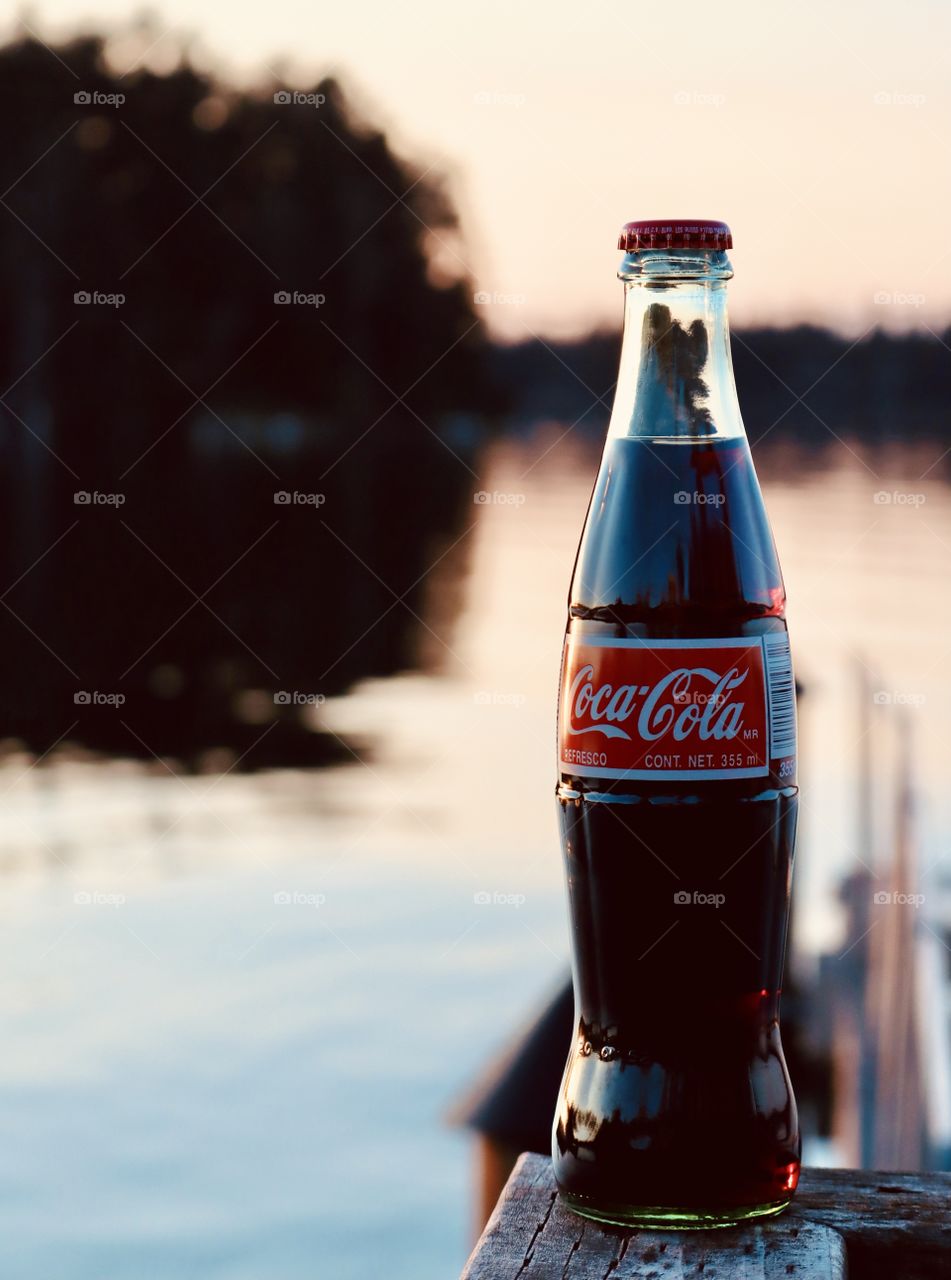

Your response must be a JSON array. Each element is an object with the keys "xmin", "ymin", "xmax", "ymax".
[{"xmin": 559, "ymin": 1191, "xmax": 792, "ymax": 1231}]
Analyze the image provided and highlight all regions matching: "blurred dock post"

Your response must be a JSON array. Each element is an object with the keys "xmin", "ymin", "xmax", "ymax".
[
  {"xmin": 824, "ymin": 660, "xmax": 929, "ymax": 1170},
  {"xmin": 448, "ymin": 981, "xmax": 573, "ymax": 1236}
]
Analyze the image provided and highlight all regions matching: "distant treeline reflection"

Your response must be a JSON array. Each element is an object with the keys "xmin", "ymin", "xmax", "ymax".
[{"xmin": 491, "ymin": 327, "xmax": 951, "ymax": 443}]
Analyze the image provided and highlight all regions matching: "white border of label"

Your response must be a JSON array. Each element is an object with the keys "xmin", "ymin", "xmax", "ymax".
[{"xmin": 566, "ymin": 636, "xmax": 761, "ymax": 650}]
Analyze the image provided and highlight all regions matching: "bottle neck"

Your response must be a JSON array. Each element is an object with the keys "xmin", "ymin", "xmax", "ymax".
[{"xmin": 607, "ymin": 249, "xmax": 745, "ymax": 442}]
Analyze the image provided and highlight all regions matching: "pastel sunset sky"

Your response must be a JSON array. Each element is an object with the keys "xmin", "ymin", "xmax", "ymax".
[{"xmin": 23, "ymin": 0, "xmax": 950, "ymax": 338}]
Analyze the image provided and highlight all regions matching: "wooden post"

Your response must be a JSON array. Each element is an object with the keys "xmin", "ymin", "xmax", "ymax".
[{"xmin": 461, "ymin": 1153, "xmax": 951, "ymax": 1279}]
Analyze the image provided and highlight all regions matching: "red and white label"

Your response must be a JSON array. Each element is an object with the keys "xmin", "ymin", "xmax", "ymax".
[{"xmin": 558, "ymin": 635, "xmax": 795, "ymax": 781}]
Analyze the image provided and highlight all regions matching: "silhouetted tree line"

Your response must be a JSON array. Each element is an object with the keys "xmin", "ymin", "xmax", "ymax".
[
  {"xmin": 491, "ymin": 326, "xmax": 951, "ymax": 451},
  {"xmin": 0, "ymin": 31, "xmax": 502, "ymax": 766}
]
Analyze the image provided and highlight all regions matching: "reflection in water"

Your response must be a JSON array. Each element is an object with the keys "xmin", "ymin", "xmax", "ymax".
[
  {"xmin": 0, "ymin": 412, "xmax": 481, "ymax": 770},
  {"xmin": 0, "ymin": 430, "xmax": 947, "ymax": 1276}
]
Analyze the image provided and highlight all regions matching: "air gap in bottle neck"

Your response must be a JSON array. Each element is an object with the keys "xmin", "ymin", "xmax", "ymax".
[{"xmin": 609, "ymin": 219, "xmax": 743, "ymax": 444}]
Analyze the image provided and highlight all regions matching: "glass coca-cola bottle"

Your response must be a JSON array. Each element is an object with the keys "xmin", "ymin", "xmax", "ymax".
[{"xmin": 553, "ymin": 220, "xmax": 800, "ymax": 1228}]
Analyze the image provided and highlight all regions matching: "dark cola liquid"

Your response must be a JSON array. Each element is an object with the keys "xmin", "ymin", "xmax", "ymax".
[{"xmin": 554, "ymin": 435, "xmax": 800, "ymax": 1225}]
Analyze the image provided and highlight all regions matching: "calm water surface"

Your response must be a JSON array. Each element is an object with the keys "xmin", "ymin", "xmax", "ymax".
[{"xmin": 0, "ymin": 430, "xmax": 947, "ymax": 1278}]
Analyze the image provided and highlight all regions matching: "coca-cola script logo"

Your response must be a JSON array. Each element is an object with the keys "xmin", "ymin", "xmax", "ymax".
[
  {"xmin": 559, "ymin": 639, "xmax": 769, "ymax": 780},
  {"xmin": 567, "ymin": 663, "xmax": 749, "ymax": 742}
]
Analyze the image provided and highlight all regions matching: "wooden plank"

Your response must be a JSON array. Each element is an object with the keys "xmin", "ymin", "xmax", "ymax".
[
  {"xmin": 794, "ymin": 1167, "xmax": 951, "ymax": 1280},
  {"xmin": 461, "ymin": 1153, "xmax": 951, "ymax": 1280},
  {"xmin": 459, "ymin": 1153, "xmax": 846, "ymax": 1279}
]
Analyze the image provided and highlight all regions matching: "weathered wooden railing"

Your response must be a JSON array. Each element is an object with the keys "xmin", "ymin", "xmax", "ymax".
[{"xmin": 460, "ymin": 1153, "xmax": 951, "ymax": 1279}]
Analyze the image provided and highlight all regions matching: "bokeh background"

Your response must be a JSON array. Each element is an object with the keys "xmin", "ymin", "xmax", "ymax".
[{"xmin": 0, "ymin": 4, "xmax": 949, "ymax": 1277}]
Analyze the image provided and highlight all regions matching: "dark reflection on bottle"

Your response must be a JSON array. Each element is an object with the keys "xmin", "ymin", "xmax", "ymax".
[{"xmin": 630, "ymin": 303, "xmax": 712, "ymax": 438}]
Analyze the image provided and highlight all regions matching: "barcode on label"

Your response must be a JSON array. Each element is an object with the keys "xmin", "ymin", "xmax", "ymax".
[{"xmin": 763, "ymin": 632, "xmax": 796, "ymax": 760}]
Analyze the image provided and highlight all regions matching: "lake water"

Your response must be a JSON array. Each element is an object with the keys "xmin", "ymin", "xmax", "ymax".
[{"xmin": 0, "ymin": 428, "xmax": 948, "ymax": 1278}]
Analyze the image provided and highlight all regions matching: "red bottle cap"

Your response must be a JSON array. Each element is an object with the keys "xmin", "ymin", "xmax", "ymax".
[{"xmin": 618, "ymin": 220, "xmax": 733, "ymax": 251}]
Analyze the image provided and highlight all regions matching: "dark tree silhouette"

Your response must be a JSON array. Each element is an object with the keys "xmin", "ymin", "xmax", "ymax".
[{"xmin": 0, "ymin": 31, "xmax": 503, "ymax": 766}]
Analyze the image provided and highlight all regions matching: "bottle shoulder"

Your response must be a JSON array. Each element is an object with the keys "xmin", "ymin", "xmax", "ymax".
[{"xmin": 569, "ymin": 435, "xmax": 784, "ymax": 617}]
